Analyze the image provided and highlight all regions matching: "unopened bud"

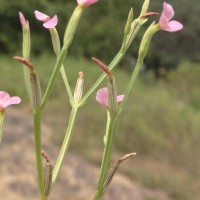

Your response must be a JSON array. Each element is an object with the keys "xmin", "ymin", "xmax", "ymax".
[
  {"xmin": 42, "ymin": 151, "xmax": 53, "ymax": 195},
  {"xmin": 138, "ymin": 22, "xmax": 159, "ymax": 62},
  {"xmin": 139, "ymin": 12, "xmax": 158, "ymax": 19},
  {"xmin": 124, "ymin": 8, "xmax": 133, "ymax": 37},
  {"xmin": 103, "ymin": 152, "xmax": 136, "ymax": 193},
  {"xmin": 19, "ymin": 12, "xmax": 29, "ymax": 29},
  {"xmin": 14, "ymin": 57, "xmax": 41, "ymax": 111},
  {"xmin": 74, "ymin": 72, "xmax": 84, "ymax": 104},
  {"xmin": 30, "ymin": 70, "xmax": 42, "ymax": 111},
  {"xmin": 140, "ymin": 0, "xmax": 150, "ymax": 15},
  {"xmin": 49, "ymin": 28, "xmax": 61, "ymax": 56},
  {"xmin": 92, "ymin": 57, "xmax": 112, "ymax": 77}
]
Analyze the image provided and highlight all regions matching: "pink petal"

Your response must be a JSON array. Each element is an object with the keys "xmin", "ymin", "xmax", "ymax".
[
  {"xmin": 0, "ymin": 91, "xmax": 21, "ymax": 110},
  {"xmin": 96, "ymin": 88, "xmax": 124, "ymax": 107},
  {"xmin": 117, "ymin": 95, "xmax": 124, "ymax": 103},
  {"xmin": 34, "ymin": 10, "xmax": 50, "ymax": 22},
  {"xmin": 0, "ymin": 92, "xmax": 10, "ymax": 109},
  {"xmin": 43, "ymin": 15, "xmax": 58, "ymax": 28},
  {"xmin": 162, "ymin": 2, "xmax": 174, "ymax": 20},
  {"xmin": 167, "ymin": 20, "xmax": 183, "ymax": 32},
  {"xmin": 9, "ymin": 97, "xmax": 21, "ymax": 105},
  {"xmin": 96, "ymin": 88, "xmax": 108, "ymax": 107},
  {"xmin": 77, "ymin": 0, "xmax": 98, "ymax": 7},
  {"xmin": 0, "ymin": 91, "xmax": 10, "ymax": 100}
]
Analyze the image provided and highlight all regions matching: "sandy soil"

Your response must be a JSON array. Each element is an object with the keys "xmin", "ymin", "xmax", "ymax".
[{"xmin": 0, "ymin": 108, "xmax": 172, "ymax": 200}]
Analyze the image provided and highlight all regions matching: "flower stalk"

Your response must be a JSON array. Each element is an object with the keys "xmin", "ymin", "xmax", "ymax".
[
  {"xmin": 41, "ymin": 5, "xmax": 84, "ymax": 110},
  {"xmin": 93, "ymin": 115, "xmax": 118, "ymax": 200},
  {"xmin": 51, "ymin": 106, "xmax": 79, "ymax": 188},
  {"xmin": 33, "ymin": 111, "xmax": 46, "ymax": 200}
]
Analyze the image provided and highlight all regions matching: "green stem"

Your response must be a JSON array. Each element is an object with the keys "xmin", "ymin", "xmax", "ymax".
[
  {"xmin": 40, "ymin": 48, "xmax": 68, "ymax": 110},
  {"xmin": 33, "ymin": 111, "xmax": 46, "ymax": 200},
  {"xmin": 117, "ymin": 23, "xmax": 158, "ymax": 119},
  {"xmin": 49, "ymin": 28, "xmax": 73, "ymax": 103},
  {"xmin": 94, "ymin": 115, "xmax": 118, "ymax": 200},
  {"xmin": 41, "ymin": 6, "xmax": 84, "ymax": 111},
  {"xmin": 117, "ymin": 59, "xmax": 143, "ymax": 119},
  {"xmin": 51, "ymin": 106, "xmax": 79, "ymax": 187},
  {"xmin": 60, "ymin": 65, "xmax": 74, "ymax": 103}
]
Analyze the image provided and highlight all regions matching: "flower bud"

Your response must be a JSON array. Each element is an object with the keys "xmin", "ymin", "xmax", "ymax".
[
  {"xmin": 30, "ymin": 70, "xmax": 42, "ymax": 111},
  {"xmin": 74, "ymin": 72, "xmax": 84, "ymax": 105},
  {"xmin": 138, "ymin": 22, "xmax": 159, "ymax": 62},
  {"xmin": 14, "ymin": 57, "xmax": 42, "ymax": 111},
  {"xmin": 42, "ymin": 151, "xmax": 53, "ymax": 195},
  {"xmin": 140, "ymin": 0, "xmax": 150, "ymax": 15},
  {"xmin": 124, "ymin": 8, "xmax": 133, "ymax": 37}
]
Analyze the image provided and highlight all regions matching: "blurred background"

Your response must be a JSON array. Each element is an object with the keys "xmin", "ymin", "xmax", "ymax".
[{"xmin": 0, "ymin": 0, "xmax": 200, "ymax": 199}]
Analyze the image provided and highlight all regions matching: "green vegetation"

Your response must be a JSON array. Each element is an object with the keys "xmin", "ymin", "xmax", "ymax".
[
  {"xmin": 1, "ymin": 54, "xmax": 200, "ymax": 199},
  {"xmin": 1, "ymin": 0, "xmax": 200, "ymax": 67}
]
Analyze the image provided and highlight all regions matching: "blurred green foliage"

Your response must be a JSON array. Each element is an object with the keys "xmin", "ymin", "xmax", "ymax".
[{"xmin": 0, "ymin": 0, "xmax": 197, "ymax": 69}]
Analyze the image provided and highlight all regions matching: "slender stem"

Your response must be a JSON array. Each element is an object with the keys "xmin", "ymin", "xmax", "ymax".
[
  {"xmin": 40, "ymin": 48, "xmax": 68, "ymax": 110},
  {"xmin": 49, "ymin": 28, "xmax": 73, "ymax": 103},
  {"xmin": 94, "ymin": 116, "xmax": 118, "ymax": 200},
  {"xmin": 41, "ymin": 6, "xmax": 84, "ymax": 111},
  {"xmin": 116, "ymin": 59, "xmax": 143, "ymax": 119},
  {"xmin": 51, "ymin": 106, "xmax": 79, "ymax": 187},
  {"xmin": 33, "ymin": 111, "xmax": 46, "ymax": 200},
  {"xmin": 60, "ymin": 65, "xmax": 74, "ymax": 103}
]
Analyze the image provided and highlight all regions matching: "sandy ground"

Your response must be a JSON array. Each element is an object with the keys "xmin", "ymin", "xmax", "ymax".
[{"xmin": 0, "ymin": 108, "xmax": 172, "ymax": 200}]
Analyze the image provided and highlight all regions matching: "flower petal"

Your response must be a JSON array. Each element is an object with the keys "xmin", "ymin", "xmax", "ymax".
[
  {"xmin": 34, "ymin": 10, "xmax": 50, "ymax": 22},
  {"xmin": 0, "ymin": 91, "xmax": 10, "ymax": 101},
  {"xmin": 43, "ymin": 15, "xmax": 58, "ymax": 28},
  {"xmin": 167, "ymin": 20, "xmax": 183, "ymax": 32},
  {"xmin": 96, "ymin": 87, "xmax": 108, "ymax": 107},
  {"xmin": 9, "ymin": 97, "xmax": 21, "ymax": 105},
  {"xmin": 162, "ymin": 2, "xmax": 174, "ymax": 20},
  {"xmin": 117, "ymin": 95, "xmax": 124, "ymax": 103}
]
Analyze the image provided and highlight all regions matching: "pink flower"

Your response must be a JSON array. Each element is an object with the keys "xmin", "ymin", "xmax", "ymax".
[
  {"xmin": 159, "ymin": 2, "xmax": 183, "ymax": 32},
  {"xmin": 34, "ymin": 10, "xmax": 58, "ymax": 28},
  {"xmin": 77, "ymin": 0, "xmax": 98, "ymax": 7},
  {"xmin": 96, "ymin": 87, "xmax": 124, "ymax": 107},
  {"xmin": 0, "ymin": 91, "xmax": 21, "ymax": 111}
]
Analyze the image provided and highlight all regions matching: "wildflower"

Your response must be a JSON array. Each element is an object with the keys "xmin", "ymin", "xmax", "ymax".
[
  {"xmin": 77, "ymin": 0, "xmax": 98, "ymax": 7},
  {"xmin": 159, "ymin": 2, "xmax": 183, "ymax": 32},
  {"xmin": 96, "ymin": 87, "xmax": 124, "ymax": 108},
  {"xmin": 34, "ymin": 10, "xmax": 58, "ymax": 28},
  {"xmin": 0, "ymin": 91, "xmax": 21, "ymax": 142},
  {"xmin": 0, "ymin": 91, "xmax": 21, "ymax": 112}
]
